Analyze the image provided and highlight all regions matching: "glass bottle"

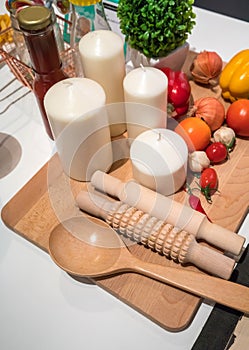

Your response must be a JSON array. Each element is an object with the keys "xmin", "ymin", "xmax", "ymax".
[
  {"xmin": 10, "ymin": 11, "xmax": 30, "ymax": 66},
  {"xmin": 67, "ymin": 0, "xmax": 111, "ymax": 76},
  {"xmin": 68, "ymin": 0, "xmax": 110, "ymax": 41},
  {"xmin": 17, "ymin": 6, "xmax": 68, "ymax": 140}
]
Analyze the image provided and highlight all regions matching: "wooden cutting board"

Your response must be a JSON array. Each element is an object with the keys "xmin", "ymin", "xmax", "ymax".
[{"xmin": 2, "ymin": 52, "xmax": 249, "ymax": 331}]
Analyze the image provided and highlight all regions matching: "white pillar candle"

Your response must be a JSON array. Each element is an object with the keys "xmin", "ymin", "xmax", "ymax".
[
  {"xmin": 44, "ymin": 77, "xmax": 113, "ymax": 181},
  {"xmin": 130, "ymin": 129, "xmax": 188, "ymax": 196},
  {"xmin": 79, "ymin": 30, "xmax": 126, "ymax": 137},
  {"xmin": 123, "ymin": 67, "xmax": 168, "ymax": 141}
]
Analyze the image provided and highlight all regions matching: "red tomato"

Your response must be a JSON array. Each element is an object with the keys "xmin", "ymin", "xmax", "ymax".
[
  {"xmin": 175, "ymin": 117, "xmax": 211, "ymax": 151},
  {"xmin": 200, "ymin": 168, "xmax": 218, "ymax": 203},
  {"xmin": 205, "ymin": 142, "xmax": 228, "ymax": 163},
  {"xmin": 226, "ymin": 99, "xmax": 249, "ymax": 137}
]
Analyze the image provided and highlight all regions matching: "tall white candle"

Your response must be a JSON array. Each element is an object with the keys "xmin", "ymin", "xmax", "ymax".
[
  {"xmin": 130, "ymin": 129, "xmax": 188, "ymax": 196},
  {"xmin": 79, "ymin": 30, "xmax": 126, "ymax": 137},
  {"xmin": 44, "ymin": 77, "xmax": 113, "ymax": 181},
  {"xmin": 123, "ymin": 67, "xmax": 168, "ymax": 141}
]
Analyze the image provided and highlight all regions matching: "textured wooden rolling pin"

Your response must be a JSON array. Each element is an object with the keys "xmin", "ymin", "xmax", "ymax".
[
  {"xmin": 90, "ymin": 171, "xmax": 246, "ymax": 256},
  {"xmin": 76, "ymin": 191, "xmax": 236, "ymax": 279}
]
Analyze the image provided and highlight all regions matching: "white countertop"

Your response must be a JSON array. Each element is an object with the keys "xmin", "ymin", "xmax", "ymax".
[{"xmin": 0, "ymin": 5, "xmax": 249, "ymax": 350}]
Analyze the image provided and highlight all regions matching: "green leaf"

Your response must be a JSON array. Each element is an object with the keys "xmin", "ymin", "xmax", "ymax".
[{"xmin": 117, "ymin": 0, "xmax": 196, "ymax": 57}]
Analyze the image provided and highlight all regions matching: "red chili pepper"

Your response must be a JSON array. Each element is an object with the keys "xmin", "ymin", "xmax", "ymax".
[{"xmin": 158, "ymin": 67, "xmax": 191, "ymax": 118}]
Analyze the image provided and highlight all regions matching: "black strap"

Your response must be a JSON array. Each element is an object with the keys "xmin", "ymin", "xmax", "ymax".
[{"xmin": 191, "ymin": 244, "xmax": 249, "ymax": 350}]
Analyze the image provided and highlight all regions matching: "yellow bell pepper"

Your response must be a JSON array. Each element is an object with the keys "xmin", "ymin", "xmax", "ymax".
[{"xmin": 219, "ymin": 49, "xmax": 249, "ymax": 102}]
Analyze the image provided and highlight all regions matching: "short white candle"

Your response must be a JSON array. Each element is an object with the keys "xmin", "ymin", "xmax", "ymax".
[
  {"xmin": 130, "ymin": 129, "xmax": 188, "ymax": 196},
  {"xmin": 79, "ymin": 30, "xmax": 126, "ymax": 137},
  {"xmin": 123, "ymin": 66, "xmax": 168, "ymax": 141},
  {"xmin": 44, "ymin": 77, "xmax": 113, "ymax": 181}
]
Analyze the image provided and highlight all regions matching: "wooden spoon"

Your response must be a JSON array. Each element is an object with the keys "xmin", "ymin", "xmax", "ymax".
[{"xmin": 48, "ymin": 216, "xmax": 249, "ymax": 314}]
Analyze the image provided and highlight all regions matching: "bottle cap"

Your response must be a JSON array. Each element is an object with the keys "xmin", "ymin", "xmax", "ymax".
[
  {"xmin": 17, "ymin": 6, "xmax": 52, "ymax": 31},
  {"xmin": 69, "ymin": 0, "xmax": 101, "ymax": 5}
]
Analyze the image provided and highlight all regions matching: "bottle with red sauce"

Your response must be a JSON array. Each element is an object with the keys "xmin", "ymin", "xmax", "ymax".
[{"xmin": 17, "ymin": 6, "xmax": 68, "ymax": 139}]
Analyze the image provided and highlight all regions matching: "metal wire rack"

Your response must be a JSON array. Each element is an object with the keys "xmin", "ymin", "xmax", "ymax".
[{"xmin": 0, "ymin": 15, "xmax": 76, "ymax": 91}]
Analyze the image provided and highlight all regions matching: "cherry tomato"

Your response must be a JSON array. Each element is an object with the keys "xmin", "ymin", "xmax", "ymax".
[
  {"xmin": 205, "ymin": 142, "xmax": 228, "ymax": 163},
  {"xmin": 226, "ymin": 99, "xmax": 249, "ymax": 137},
  {"xmin": 200, "ymin": 168, "xmax": 218, "ymax": 203}
]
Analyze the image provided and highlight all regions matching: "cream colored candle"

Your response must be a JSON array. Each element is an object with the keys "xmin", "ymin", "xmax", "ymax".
[
  {"xmin": 123, "ymin": 66, "xmax": 168, "ymax": 141},
  {"xmin": 79, "ymin": 30, "xmax": 126, "ymax": 137},
  {"xmin": 44, "ymin": 77, "xmax": 113, "ymax": 181},
  {"xmin": 130, "ymin": 129, "xmax": 188, "ymax": 196}
]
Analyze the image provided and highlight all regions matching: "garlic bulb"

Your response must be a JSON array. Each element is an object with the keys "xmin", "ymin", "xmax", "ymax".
[
  {"xmin": 213, "ymin": 126, "xmax": 236, "ymax": 150},
  {"xmin": 191, "ymin": 51, "xmax": 223, "ymax": 85},
  {"xmin": 188, "ymin": 151, "xmax": 210, "ymax": 173}
]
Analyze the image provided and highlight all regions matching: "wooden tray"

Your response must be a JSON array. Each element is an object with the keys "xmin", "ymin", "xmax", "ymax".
[{"xmin": 2, "ymin": 53, "xmax": 249, "ymax": 331}]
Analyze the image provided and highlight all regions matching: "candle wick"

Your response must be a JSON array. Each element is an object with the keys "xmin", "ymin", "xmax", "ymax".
[
  {"xmin": 140, "ymin": 63, "xmax": 146, "ymax": 72},
  {"xmin": 157, "ymin": 133, "xmax": 161, "ymax": 141},
  {"xmin": 63, "ymin": 81, "xmax": 73, "ymax": 88}
]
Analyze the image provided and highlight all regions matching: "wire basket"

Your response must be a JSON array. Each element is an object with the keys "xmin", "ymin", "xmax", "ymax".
[{"xmin": 0, "ymin": 15, "xmax": 76, "ymax": 90}]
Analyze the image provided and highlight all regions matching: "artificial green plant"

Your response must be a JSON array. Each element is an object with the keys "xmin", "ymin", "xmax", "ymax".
[{"xmin": 117, "ymin": 0, "xmax": 196, "ymax": 58}]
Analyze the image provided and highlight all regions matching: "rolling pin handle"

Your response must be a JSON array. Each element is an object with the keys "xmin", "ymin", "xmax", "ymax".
[
  {"xmin": 187, "ymin": 240, "xmax": 236, "ymax": 280},
  {"xmin": 197, "ymin": 219, "xmax": 245, "ymax": 256},
  {"xmin": 91, "ymin": 171, "xmax": 124, "ymax": 199},
  {"xmin": 76, "ymin": 190, "xmax": 118, "ymax": 220}
]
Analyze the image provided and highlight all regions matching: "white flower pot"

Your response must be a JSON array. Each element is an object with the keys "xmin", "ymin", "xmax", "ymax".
[{"xmin": 127, "ymin": 42, "xmax": 189, "ymax": 71}]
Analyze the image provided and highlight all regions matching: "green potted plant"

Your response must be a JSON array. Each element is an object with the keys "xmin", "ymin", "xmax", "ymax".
[{"xmin": 117, "ymin": 0, "xmax": 196, "ymax": 70}]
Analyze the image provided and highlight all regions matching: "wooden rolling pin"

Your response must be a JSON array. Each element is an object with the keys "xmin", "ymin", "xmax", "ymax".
[
  {"xmin": 76, "ymin": 190, "xmax": 236, "ymax": 279},
  {"xmin": 90, "ymin": 171, "xmax": 245, "ymax": 256}
]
